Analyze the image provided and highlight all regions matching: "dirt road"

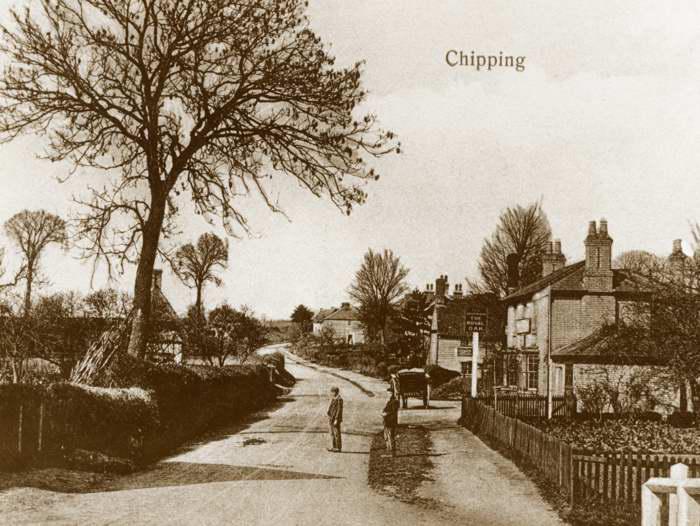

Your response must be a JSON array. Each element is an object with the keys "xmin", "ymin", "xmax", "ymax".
[{"xmin": 0, "ymin": 345, "xmax": 564, "ymax": 525}]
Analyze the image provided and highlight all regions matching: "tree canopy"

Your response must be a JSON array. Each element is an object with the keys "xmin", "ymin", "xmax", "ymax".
[
  {"xmin": 290, "ymin": 304, "xmax": 314, "ymax": 332},
  {"xmin": 4, "ymin": 210, "xmax": 67, "ymax": 313},
  {"xmin": 172, "ymin": 232, "xmax": 228, "ymax": 313},
  {"xmin": 0, "ymin": 0, "xmax": 398, "ymax": 356},
  {"xmin": 349, "ymin": 248, "xmax": 409, "ymax": 344},
  {"xmin": 469, "ymin": 202, "xmax": 551, "ymax": 297}
]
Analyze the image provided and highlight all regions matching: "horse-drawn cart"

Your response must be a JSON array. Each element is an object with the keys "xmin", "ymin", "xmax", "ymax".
[{"xmin": 394, "ymin": 368, "xmax": 429, "ymax": 409}]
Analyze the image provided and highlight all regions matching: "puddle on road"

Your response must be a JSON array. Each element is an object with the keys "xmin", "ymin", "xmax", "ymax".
[{"xmin": 242, "ymin": 438, "xmax": 267, "ymax": 447}]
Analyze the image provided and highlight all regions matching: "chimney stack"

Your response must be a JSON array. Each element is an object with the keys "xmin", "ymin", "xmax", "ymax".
[
  {"xmin": 435, "ymin": 275, "xmax": 447, "ymax": 300},
  {"xmin": 669, "ymin": 239, "xmax": 688, "ymax": 278},
  {"xmin": 583, "ymin": 219, "xmax": 613, "ymax": 291},
  {"xmin": 453, "ymin": 283, "xmax": 463, "ymax": 297},
  {"xmin": 542, "ymin": 239, "xmax": 566, "ymax": 277}
]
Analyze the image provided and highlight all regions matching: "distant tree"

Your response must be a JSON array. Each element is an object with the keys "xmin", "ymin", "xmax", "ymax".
[
  {"xmin": 181, "ymin": 304, "xmax": 210, "ymax": 362},
  {"xmin": 172, "ymin": 233, "xmax": 229, "ymax": 314},
  {"xmin": 469, "ymin": 202, "xmax": 551, "ymax": 297},
  {"xmin": 4, "ymin": 210, "xmax": 67, "ymax": 314},
  {"xmin": 207, "ymin": 304, "xmax": 268, "ymax": 366},
  {"xmin": 613, "ymin": 250, "xmax": 663, "ymax": 272},
  {"xmin": 0, "ymin": 0, "xmax": 398, "ymax": 357},
  {"xmin": 349, "ymin": 249, "xmax": 410, "ymax": 344},
  {"xmin": 83, "ymin": 288, "xmax": 133, "ymax": 319},
  {"xmin": 32, "ymin": 291, "xmax": 93, "ymax": 377},
  {"xmin": 291, "ymin": 304, "xmax": 314, "ymax": 333},
  {"xmin": 390, "ymin": 289, "xmax": 431, "ymax": 361}
]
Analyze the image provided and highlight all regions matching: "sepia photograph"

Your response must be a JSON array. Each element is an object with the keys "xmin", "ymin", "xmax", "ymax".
[{"xmin": 0, "ymin": 1, "xmax": 699, "ymax": 525}]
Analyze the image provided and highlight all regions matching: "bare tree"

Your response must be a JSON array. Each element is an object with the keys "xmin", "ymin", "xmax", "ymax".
[
  {"xmin": 613, "ymin": 250, "xmax": 663, "ymax": 272},
  {"xmin": 349, "ymin": 249, "xmax": 409, "ymax": 344},
  {"xmin": 0, "ymin": 0, "xmax": 399, "ymax": 357},
  {"xmin": 172, "ymin": 233, "xmax": 228, "ymax": 314},
  {"xmin": 83, "ymin": 287, "xmax": 133, "ymax": 319},
  {"xmin": 4, "ymin": 210, "xmax": 67, "ymax": 314},
  {"xmin": 469, "ymin": 202, "xmax": 552, "ymax": 297}
]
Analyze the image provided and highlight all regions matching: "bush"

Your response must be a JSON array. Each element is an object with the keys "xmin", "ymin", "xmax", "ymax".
[
  {"xmin": 669, "ymin": 410, "xmax": 696, "ymax": 428},
  {"xmin": 431, "ymin": 376, "xmax": 465, "ymax": 400},
  {"xmin": 424, "ymin": 364, "xmax": 460, "ymax": 388}
]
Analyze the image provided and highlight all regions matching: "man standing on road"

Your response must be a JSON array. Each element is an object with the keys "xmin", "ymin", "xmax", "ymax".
[
  {"xmin": 382, "ymin": 388, "xmax": 400, "ymax": 456},
  {"xmin": 327, "ymin": 386, "xmax": 343, "ymax": 452}
]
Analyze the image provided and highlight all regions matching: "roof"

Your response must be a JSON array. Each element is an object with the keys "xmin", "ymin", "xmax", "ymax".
[
  {"xmin": 551, "ymin": 324, "xmax": 664, "ymax": 365},
  {"xmin": 320, "ymin": 304, "xmax": 360, "ymax": 322},
  {"xmin": 434, "ymin": 293, "xmax": 501, "ymax": 341},
  {"xmin": 313, "ymin": 308, "xmax": 335, "ymax": 323},
  {"xmin": 504, "ymin": 261, "xmax": 643, "ymax": 303}
]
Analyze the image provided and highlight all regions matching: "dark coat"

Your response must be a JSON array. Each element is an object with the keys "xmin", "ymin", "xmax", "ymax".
[
  {"xmin": 382, "ymin": 397, "xmax": 400, "ymax": 427},
  {"xmin": 327, "ymin": 396, "xmax": 343, "ymax": 424}
]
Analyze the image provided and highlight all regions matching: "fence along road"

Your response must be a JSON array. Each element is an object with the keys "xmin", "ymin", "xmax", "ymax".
[{"xmin": 462, "ymin": 397, "xmax": 700, "ymax": 507}]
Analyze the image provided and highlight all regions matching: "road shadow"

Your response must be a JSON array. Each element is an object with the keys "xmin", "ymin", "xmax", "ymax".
[
  {"xmin": 0, "ymin": 396, "xmax": 299, "ymax": 495},
  {"xmin": 99, "ymin": 461, "xmax": 340, "ymax": 493}
]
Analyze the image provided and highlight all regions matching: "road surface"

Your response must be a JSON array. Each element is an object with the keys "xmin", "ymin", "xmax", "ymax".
[{"xmin": 0, "ymin": 344, "xmax": 565, "ymax": 525}]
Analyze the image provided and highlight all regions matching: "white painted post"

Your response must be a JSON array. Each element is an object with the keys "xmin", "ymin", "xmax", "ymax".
[
  {"xmin": 670, "ymin": 463, "xmax": 688, "ymax": 526},
  {"xmin": 641, "ymin": 483, "xmax": 662, "ymax": 526},
  {"xmin": 470, "ymin": 331, "xmax": 479, "ymax": 398}
]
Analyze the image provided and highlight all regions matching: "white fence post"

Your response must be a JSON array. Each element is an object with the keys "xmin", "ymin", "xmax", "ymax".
[{"xmin": 642, "ymin": 463, "xmax": 700, "ymax": 526}]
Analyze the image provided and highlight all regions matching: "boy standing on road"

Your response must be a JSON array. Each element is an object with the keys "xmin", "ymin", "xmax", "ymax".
[
  {"xmin": 327, "ymin": 386, "xmax": 343, "ymax": 452},
  {"xmin": 382, "ymin": 388, "xmax": 400, "ymax": 456}
]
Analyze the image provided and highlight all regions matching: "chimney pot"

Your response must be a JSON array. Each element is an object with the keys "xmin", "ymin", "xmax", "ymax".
[
  {"xmin": 588, "ymin": 221, "xmax": 597, "ymax": 236},
  {"xmin": 673, "ymin": 239, "xmax": 683, "ymax": 253},
  {"xmin": 599, "ymin": 219, "xmax": 608, "ymax": 236}
]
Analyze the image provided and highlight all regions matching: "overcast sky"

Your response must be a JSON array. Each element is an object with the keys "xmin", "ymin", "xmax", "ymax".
[{"xmin": 0, "ymin": 0, "xmax": 699, "ymax": 319}]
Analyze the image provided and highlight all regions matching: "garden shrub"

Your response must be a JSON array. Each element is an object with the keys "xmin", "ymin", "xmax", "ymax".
[
  {"xmin": 424, "ymin": 364, "xmax": 459, "ymax": 388},
  {"xmin": 668, "ymin": 410, "xmax": 696, "ymax": 429},
  {"xmin": 431, "ymin": 376, "xmax": 465, "ymax": 400}
]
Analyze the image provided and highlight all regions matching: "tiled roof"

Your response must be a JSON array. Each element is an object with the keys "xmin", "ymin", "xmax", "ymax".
[
  {"xmin": 504, "ymin": 262, "xmax": 643, "ymax": 302},
  {"xmin": 551, "ymin": 325, "xmax": 663, "ymax": 364},
  {"xmin": 503, "ymin": 261, "xmax": 584, "ymax": 302},
  {"xmin": 321, "ymin": 305, "xmax": 360, "ymax": 322},
  {"xmin": 313, "ymin": 308, "xmax": 334, "ymax": 323}
]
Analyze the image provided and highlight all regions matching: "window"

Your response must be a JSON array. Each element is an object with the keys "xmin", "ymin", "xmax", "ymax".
[
  {"xmin": 507, "ymin": 355, "xmax": 518, "ymax": 387},
  {"xmin": 526, "ymin": 354, "xmax": 539, "ymax": 390}
]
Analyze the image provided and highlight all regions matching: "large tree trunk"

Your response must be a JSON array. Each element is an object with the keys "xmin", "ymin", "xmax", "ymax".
[
  {"xmin": 127, "ymin": 196, "xmax": 166, "ymax": 358},
  {"xmin": 23, "ymin": 265, "xmax": 33, "ymax": 315},
  {"xmin": 195, "ymin": 283, "xmax": 203, "ymax": 315}
]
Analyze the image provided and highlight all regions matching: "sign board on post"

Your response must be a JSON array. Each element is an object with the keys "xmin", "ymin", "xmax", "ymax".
[{"xmin": 465, "ymin": 312, "xmax": 487, "ymax": 334}]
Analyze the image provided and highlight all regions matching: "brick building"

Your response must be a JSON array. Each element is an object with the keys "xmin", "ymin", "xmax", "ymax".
[{"xmin": 500, "ymin": 219, "xmax": 672, "ymax": 399}]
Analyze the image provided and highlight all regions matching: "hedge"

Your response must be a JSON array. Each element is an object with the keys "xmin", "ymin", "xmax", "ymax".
[{"xmin": 0, "ymin": 356, "xmax": 281, "ymax": 470}]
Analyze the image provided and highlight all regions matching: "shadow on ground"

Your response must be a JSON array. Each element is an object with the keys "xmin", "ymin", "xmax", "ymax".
[{"xmin": 0, "ymin": 396, "xmax": 298, "ymax": 495}]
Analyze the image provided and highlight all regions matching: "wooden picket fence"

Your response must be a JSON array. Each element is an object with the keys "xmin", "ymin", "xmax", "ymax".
[
  {"xmin": 0, "ymin": 396, "xmax": 48, "ymax": 468},
  {"xmin": 462, "ymin": 397, "xmax": 700, "ymax": 507},
  {"xmin": 476, "ymin": 392, "xmax": 577, "ymax": 419}
]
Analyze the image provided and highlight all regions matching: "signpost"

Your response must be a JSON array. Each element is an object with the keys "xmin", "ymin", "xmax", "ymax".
[{"xmin": 465, "ymin": 313, "xmax": 487, "ymax": 398}]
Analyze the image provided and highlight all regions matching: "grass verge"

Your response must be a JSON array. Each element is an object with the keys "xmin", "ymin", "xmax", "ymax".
[{"xmin": 367, "ymin": 424, "xmax": 437, "ymax": 508}]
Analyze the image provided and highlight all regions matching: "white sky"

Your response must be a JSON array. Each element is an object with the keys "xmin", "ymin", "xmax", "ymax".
[{"xmin": 1, "ymin": 0, "xmax": 700, "ymax": 319}]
